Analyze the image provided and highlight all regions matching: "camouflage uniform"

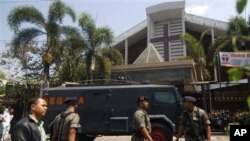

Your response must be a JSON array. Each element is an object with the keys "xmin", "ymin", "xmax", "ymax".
[
  {"xmin": 52, "ymin": 109, "xmax": 80, "ymax": 141},
  {"xmin": 131, "ymin": 108, "xmax": 151, "ymax": 141},
  {"xmin": 180, "ymin": 106, "xmax": 211, "ymax": 141}
]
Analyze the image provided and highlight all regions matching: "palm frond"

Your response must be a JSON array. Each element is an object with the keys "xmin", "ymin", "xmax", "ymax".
[
  {"xmin": 95, "ymin": 56, "xmax": 112, "ymax": 79},
  {"xmin": 181, "ymin": 33, "xmax": 205, "ymax": 62},
  {"xmin": 60, "ymin": 26, "xmax": 81, "ymax": 39},
  {"xmin": 200, "ymin": 29, "xmax": 212, "ymax": 43},
  {"xmin": 212, "ymin": 33, "xmax": 244, "ymax": 54},
  {"xmin": 78, "ymin": 12, "xmax": 96, "ymax": 39},
  {"xmin": 216, "ymin": 36, "xmax": 232, "ymax": 52},
  {"xmin": 11, "ymin": 28, "xmax": 44, "ymax": 56},
  {"xmin": 101, "ymin": 48, "xmax": 124, "ymax": 65},
  {"xmin": 60, "ymin": 26, "xmax": 86, "ymax": 51},
  {"xmin": 8, "ymin": 6, "xmax": 45, "ymax": 32},
  {"xmin": 48, "ymin": 0, "xmax": 76, "ymax": 23},
  {"xmin": 241, "ymin": 35, "xmax": 250, "ymax": 41},
  {"xmin": 93, "ymin": 27, "xmax": 114, "ymax": 47},
  {"xmin": 228, "ymin": 16, "xmax": 248, "ymax": 35}
]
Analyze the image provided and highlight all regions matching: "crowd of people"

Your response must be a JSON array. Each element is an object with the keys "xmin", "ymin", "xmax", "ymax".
[
  {"xmin": 209, "ymin": 110, "xmax": 250, "ymax": 131},
  {"xmin": 0, "ymin": 106, "xmax": 14, "ymax": 141}
]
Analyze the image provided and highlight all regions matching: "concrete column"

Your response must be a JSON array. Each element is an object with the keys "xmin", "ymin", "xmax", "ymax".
[
  {"xmin": 147, "ymin": 14, "xmax": 153, "ymax": 45},
  {"xmin": 211, "ymin": 28, "xmax": 218, "ymax": 81},
  {"xmin": 182, "ymin": 8, "xmax": 187, "ymax": 57},
  {"xmin": 211, "ymin": 28, "xmax": 215, "ymax": 45},
  {"xmin": 125, "ymin": 39, "xmax": 128, "ymax": 65}
]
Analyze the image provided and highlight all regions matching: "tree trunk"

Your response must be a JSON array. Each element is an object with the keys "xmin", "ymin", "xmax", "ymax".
[
  {"xmin": 200, "ymin": 64, "xmax": 204, "ymax": 81},
  {"xmin": 88, "ymin": 54, "xmax": 96, "ymax": 84},
  {"xmin": 43, "ymin": 62, "xmax": 50, "ymax": 86}
]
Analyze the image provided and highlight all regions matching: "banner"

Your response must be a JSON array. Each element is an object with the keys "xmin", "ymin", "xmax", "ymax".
[{"xmin": 219, "ymin": 52, "xmax": 250, "ymax": 67}]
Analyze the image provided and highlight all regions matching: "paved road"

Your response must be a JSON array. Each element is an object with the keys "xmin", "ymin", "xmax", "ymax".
[{"xmin": 94, "ymin": 135, "xmax": 229, "ymax": 141}]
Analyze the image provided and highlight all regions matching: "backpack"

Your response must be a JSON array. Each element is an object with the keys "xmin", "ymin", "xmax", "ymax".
[
  {"xmin": 184, "ymin": 108, "xmax": 207, "ymax": 140},
  {"xmin": 49, "ymin": 111, "xmax": 74, "ymax": 141}
]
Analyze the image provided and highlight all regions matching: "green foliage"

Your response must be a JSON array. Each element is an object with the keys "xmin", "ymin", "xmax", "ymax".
[
  {"xmin": 57, "ymin": 60, "xmax": 87, "ymax": 83},
  {"xmin": 226, "ymin": 16, "xmax": 250, "ymax": 82},
  {"xmin": 0, "ymin": 70, "xmax": 6, "ymax": 79},
  {"xmin": 181, "ymin": 33, "xmax": 205, "ymax": 62},
  {"xmin": 95, "ymin": 56, "xmax": 112, "ymax": 79},
  {"xmin": 0, "ymin": 84, "xmax": 5, "ymax": 110},
  {"xmin": 6, "ymin": 1, "xmax": 124, "ymax": 83},
  {"xmin": 236, "ymin": 0, "xmax": 248, "ymax": 14},
  {"xmin": 226, "ymin": 0, "xmax": 250, "ymax": 112},
  {"xmin": 228, "ymin": 16, "xmax": 248, "ymax": 35},
  {"xmin": 101, "ymin": 48, "xmax": 124, "ymax": 65},
  {"xmin": 228, "ymin": 68, "xmax": 244, "ymax": 81},
  {"xmin": 8, "ymin": 6, "xmax": 45, "ymax": 33},
  {"xmin": 212, "ymin": 15, "xmax": 250, "ymax": 116},
  {"xmin": 48, "ymin": 0, "xmax": 76, "ymax": 23},
  {"xmin": 7, "ymin": 0, "xmax": 76, "ymax": 81},
  {"xmin": 248, "ymin": 96, "xmax": 250, "ymax": 110},
  {"xmin": 228, "ymin": 66, "xmax": 250, "ymax": 80},
  {"xmin": 213, "ymin": 16, "xmax": 250, "ymax": 53},
  {"xmin": 181, "ymin": 33, "xmax": 210, "ymax": 81},
  {"xmin": 77, "ymin": 12, "xmax": 123, "ymax": 80}
]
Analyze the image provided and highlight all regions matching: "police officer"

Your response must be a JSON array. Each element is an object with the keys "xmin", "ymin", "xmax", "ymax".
[
  {"xmin": 131, "ymin": 96, "xmax": 153, "ymax": 141},
  {"xmin": 51, "ymin": 97, "xmax": 80, "ymax": 141},
  {"xmin": 176, "ymin": 96, "xmax": 211, "ymax": 141}
]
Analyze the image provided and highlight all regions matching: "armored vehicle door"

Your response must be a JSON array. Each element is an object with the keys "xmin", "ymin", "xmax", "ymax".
[
  {"xmin": 150, "ymin": 88, "xmax": 182, "ymax": 126},
  {"xmin": 79, "ymin": 89, "xmax": 111, "ymax": 134}
]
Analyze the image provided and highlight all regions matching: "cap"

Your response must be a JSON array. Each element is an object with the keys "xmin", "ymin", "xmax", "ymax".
[
  {"xmin": 137, "ymin": 96, "xmax": 149, "ymax": 103},
  {"xmin": 183, "ymin": 96, "xmax": 196, "ymax": 103},
  {"xmin": 64, "ymin": 97, "xmax": 78, "ymax": 104}
]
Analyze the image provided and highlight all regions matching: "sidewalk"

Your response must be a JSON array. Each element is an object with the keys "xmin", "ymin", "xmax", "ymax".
[{"xmin": 94, "ymin": 135, "xmax": 230, "ymax": 141}]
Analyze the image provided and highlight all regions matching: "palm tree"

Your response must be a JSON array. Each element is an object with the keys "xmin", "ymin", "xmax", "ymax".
[
  {"xmin": 181, "ymin": 33, "xmax": 209, "ymax": 81},
  {"xmin": 237, "ymin": 0, "xmax": 248, "ymax": 14},
  {"xmin": 95, "ymin": 48, "xmax": 124, "ymax": 79},
  {"xmin": 7, "ymin": 0, "xmax": 76, "ymax": 83},
  {"xmin": 56, "ymin": 28, "xmax": 87, "ymax": 82},
  {"xmin": 53, "ymin": 14, "xmax": 124, "ymax": 83},
  {"xmin": 213, "ymin": 16, "xmax": 250, "ymax": 53},
  {"xmin": 77, "ymin": 12, "xmax": 123, "ymax": 82}
]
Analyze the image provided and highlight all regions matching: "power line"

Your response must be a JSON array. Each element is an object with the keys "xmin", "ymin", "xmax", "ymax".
[{"xmin": 0, "ymin": 0, "xmax": 51, "ymax": 3}]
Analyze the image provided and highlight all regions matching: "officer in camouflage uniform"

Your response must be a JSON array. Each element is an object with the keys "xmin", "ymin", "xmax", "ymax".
[
  {"xmin": 131, "ymin": 96, "xmax": 153, "ymax": 141},
  {"xmin": 176, "ymin": 96, "xmax": 211, "ymax": 141},
  {"xmin": 51, "ymin": 97, "xmax": 80, "ymax": 141}
]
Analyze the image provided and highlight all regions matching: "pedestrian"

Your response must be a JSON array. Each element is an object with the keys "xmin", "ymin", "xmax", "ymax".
[
  {"xmin": 11, "ymin": 98, "xmax": 48, "ymax": 141},
  {"xmin": 131, "ymin": 96, "xmax": 153, "ymax": 141},
  {"xmin": 0, "ymin": 110, "xmax": 4, "ymax": 140},
  {"xmin": 1, "ymin": 106, "xmax": 14, "ymax": 141},
  {"xmin": 51, "ymin": 97, "xmax": 80, "ymax": 141},
  {"xmin": 176, "ymin": 96, "xmax": 211, "ymax": 141}
]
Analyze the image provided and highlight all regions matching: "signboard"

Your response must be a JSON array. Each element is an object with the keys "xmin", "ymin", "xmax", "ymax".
[{"xmin": 219, "ymin": 52, "xmax": 250, "ymax": 67}]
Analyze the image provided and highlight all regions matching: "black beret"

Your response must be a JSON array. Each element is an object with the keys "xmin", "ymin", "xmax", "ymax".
[
  {"xmin": 137, "ymin": 96, "xmax": 149, "ymax": 102},
  {"xmin": 183, "ymin": 96, "xmax": 196, "ymax": 103},
  {"xmin": 64, "ymin": 97, "xmax": 78, "ymax": 104}
]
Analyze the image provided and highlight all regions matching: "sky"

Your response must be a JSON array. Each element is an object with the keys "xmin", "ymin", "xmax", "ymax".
[{"xmin": 0, "ymin": 0, "xmax": 249, "ymax": 77}]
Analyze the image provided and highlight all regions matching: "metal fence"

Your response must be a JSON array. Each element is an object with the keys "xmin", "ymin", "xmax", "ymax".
[{"xmin": 3, "ymin": 82, "xmax": 41, "ymax": 133}]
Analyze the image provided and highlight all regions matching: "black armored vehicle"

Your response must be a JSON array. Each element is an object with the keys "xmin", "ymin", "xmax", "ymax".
[{"xmin": 42, "ymin": 84, "xmax": 183, "ymax": 141}]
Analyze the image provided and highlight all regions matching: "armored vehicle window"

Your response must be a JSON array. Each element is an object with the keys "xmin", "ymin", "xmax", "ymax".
[{"xmin": 154, "ymin": 91, "xmax": 176, "ymax": 104}]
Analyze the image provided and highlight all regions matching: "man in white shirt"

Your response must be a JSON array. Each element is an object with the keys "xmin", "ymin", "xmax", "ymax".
[{"xmin": 1, "ymin": 106, "xmax": 13, "ymax": 141}]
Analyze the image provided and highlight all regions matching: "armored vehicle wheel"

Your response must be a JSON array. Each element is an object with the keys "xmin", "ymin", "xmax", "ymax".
[{"xmin": 151, "ymin": 123, "xmax": 172, "ymax": 141}]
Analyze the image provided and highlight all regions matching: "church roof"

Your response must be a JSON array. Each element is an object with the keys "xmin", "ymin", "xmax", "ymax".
[
  {"xmin": 114, "ymin": 4, "xmax": 228, "ymax": 49},
  {"xmin": 133, "ymin": 43, "xmax": 164, "ymax": 64}
]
